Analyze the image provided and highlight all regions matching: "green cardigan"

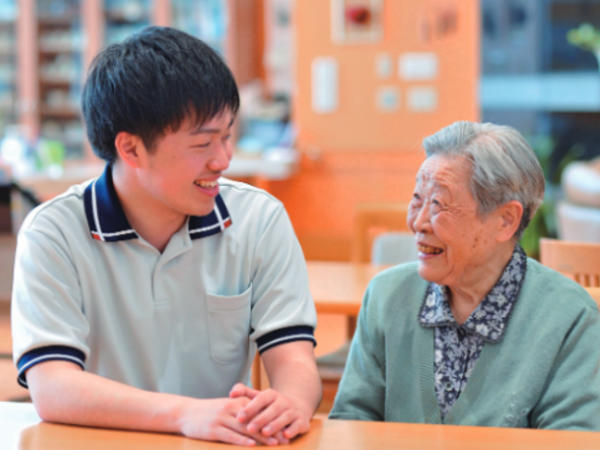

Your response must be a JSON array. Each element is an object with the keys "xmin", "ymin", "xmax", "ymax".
[{"xmin": 329, "ymin": 259, "xmax": 600, "ymax": 430}]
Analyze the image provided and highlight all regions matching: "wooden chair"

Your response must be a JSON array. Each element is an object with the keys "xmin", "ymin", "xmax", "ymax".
[
  {"xmin": 317, "ymin": 202, "xmax": 411, "ymax": 413},
  {"xmin": 539, "ymin": 238, "xmax": 600, "ymax": 287},
  {"xmin": 352, "ymin": 202, "xmax": 411, "ymax": 263},
  {"xmin": 349, "ymin": 202, "xmax": 412, "ymax": 334}
]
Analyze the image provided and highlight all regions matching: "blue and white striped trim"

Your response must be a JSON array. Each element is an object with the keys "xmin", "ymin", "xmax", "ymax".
[
  {"xmin": 17, "ymin": 346, "xmax": 86, "ymax": 388},
  {"xmin": 84, "ymin": 164, "xmax": 232, "ymax": 242},
  {"xmin": 256, "ymin": 325, "xmax": 316, "ymax": 354},
  {"xmin": 188, "ymin": 194, "xmax": 232, "ymax": 240}
]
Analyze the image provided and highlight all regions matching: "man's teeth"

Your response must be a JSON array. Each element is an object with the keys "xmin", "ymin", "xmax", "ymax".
[
  {"xmin": 418, "ymin": 244, "xmax": 443, "ymax": 255},
  {"xmin": 195, "ymin": 180, "xmax": 217, "ymax": 188}
]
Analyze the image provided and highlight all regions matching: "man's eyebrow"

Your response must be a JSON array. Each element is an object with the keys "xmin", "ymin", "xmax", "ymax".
[{"xmin": 190, "ymin": 117, "xmax": 235, "ymax": 135}]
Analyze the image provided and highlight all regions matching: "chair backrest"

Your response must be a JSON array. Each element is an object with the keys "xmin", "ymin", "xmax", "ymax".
[
  {"xmin": 539, "ymin": 238, "xmax": 600, "ymax": 287},
  {"xmin": 352, "ymin": 202, "xmax": 412, "ymax": 263},
  {"xmin": 371, "ymin": 232, "xmax": 418, "ymax": 265}
]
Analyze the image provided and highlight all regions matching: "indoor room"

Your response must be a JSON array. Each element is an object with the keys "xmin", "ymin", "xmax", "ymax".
[{"xmin": 1, "ymin": 0, "xmax": 600, "ymax": 448}]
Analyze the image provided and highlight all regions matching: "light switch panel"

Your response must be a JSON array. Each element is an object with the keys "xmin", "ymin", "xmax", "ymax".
[
  {"xmin": 407, "ymin": 86, "xmax": 438, "ymax": 112},
  {"xmin": 376, "ymin": 53, "xmax": 393, "ymax": 79},
  {"xmin": 376, "ymin": 86, "xmax": 400, "ymax": 111},
  {"xmin": 399, "ymin": 53, "xmax": 438, "ymax": 81},
  {"xmin": 311, "ymin": 57, "xmax": 338, "ymax": 113}
]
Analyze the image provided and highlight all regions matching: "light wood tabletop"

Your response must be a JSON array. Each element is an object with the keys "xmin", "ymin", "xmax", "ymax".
[
  {"xmin": 3, "ymin": 402, "xmax": 600, "ymax": 450},
  {"xmin": 307, "ymin": 261, "xmax": 600, "ymax": 315},
  {"xmin": 306, "ymin": 261, "xmax": 388, "ymax": 316},
  {"xmin": 587, "ymin": 287, "xmax": 600, "ymax": 306}
]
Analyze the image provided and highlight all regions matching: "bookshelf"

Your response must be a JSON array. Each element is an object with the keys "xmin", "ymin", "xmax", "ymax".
[{"xmin": 9, "ymin": 0, "xmax": 263, "ymax": 162}]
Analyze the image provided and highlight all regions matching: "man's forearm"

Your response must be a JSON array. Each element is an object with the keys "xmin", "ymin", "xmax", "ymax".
[
  {"xmin": 268, "ymin": 356, "xmax": 322, "ymax": 418},
  {"xmin": 27, "ymin": 361, "xmax": 189, "ymax": 433},
  {"xmin": 26, "ymin": 361, "xmax": 278, "ymax": 445}
]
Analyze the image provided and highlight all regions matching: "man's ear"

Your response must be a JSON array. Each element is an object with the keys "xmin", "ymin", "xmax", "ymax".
[
  {"xmin": 114, "ymin": 132, "xmax": 145, "ymax": 168},
  {"xmin": 496, "ymin": 200, "xmax": 524, "ymax": 242}
]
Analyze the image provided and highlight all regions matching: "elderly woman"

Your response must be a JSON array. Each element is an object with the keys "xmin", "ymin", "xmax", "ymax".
[{"xmin": 329, "ymin": 121, "xmax": 600, "ymax": 429}]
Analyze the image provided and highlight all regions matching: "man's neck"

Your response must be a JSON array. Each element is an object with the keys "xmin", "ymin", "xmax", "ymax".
[{"xmin": 111, "ymin": 163, "xmax": 186, "ymax": 253}]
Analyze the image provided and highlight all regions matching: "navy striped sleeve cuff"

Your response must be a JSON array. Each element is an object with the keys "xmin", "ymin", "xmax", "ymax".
[
  {"xmin": 256, "ymin": 325, "xmax": 316, "ymax": 354},
  {"xmin": 17, "ymin": 345, "xmax": 86, "ymax": 388}
]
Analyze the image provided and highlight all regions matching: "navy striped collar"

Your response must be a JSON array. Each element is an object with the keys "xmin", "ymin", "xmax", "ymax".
[{"xmin": 83, "ymin": 165, "xmax": 232, "ymax": 242}]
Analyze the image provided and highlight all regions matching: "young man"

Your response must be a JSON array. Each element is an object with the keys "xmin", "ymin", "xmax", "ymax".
[{"xmin": 11, "ymin": 27, "xmax": 321, "ymax": 446}]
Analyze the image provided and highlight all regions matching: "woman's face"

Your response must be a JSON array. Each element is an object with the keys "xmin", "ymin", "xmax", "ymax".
[{"xmin": 407, "ymin": 154, "xmax": 501, "ymax": 289}]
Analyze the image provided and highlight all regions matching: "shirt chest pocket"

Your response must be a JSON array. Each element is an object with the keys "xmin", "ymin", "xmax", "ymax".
[{"xmin": 206, "ymin": 284, "xmax": 252, "ymax": 364}]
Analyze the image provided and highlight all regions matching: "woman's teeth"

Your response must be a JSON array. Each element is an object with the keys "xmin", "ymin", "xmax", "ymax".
[
  {"xmin": 195, "ymin": 180, "xmax": 217, "ymax": 188},
  {"xmin": 418, "ymin": 244, "xmax": 443, "ymax": 255}
]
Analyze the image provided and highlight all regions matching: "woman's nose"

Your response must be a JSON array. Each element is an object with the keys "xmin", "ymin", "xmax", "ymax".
[{"xmin": 411, "ymin": 203, "xmax": 430, "ymax": 233}]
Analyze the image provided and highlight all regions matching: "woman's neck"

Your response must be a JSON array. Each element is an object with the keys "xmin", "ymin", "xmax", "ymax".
[{"xmin": 448, "ymin": 243, "xmax": 515, "ymax": 324}]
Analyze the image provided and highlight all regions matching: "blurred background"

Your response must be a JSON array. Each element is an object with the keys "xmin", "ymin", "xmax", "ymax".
[
  {"xmin": 1, "ymin": 0, "xmax": 600, "ymax": 408},
  {"xmin": 0, "ymin": 0, "xmax": 599, "ymax": 261}
]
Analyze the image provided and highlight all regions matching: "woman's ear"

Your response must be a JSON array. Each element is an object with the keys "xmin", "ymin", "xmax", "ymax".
[
  {"xmin": 496, "ymin": 200, "xmax": 524, "ymax": 242},
  {"xmin": 114, "ymin": 132, "xmax": 145, "ymax": 168}
]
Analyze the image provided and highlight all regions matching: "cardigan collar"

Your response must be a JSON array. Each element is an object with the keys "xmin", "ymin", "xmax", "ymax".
[{"xmin": 419, "ymin": 245, "xmax": 527, "ymax": 343}]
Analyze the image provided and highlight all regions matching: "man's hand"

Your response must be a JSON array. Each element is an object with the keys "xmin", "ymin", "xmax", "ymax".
[
  {"xmin": 229, "ymin": 383, "xmax": 311, "ymax": 443},
  {"xmin": 178, "ymin": 396, "xmax": 283, "ymax": 446},
  {"xmin": 26, "ymin": 361, "xmax": 283, "ymax": 446}
]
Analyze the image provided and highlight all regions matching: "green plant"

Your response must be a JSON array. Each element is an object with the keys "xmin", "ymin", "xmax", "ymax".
[
  {"xmin": 520, "ymin": 135, "xmax": 556, "ymax": 259},
  {"xmin": 567, "ymin": 23, "xmax": 600, "ymax": 53},
  {"xmin": 520, "ymin": 200, "xmax": 552, "ymax": 259},
  {"xmin": 519, "ymin": 135, "xmax": 589, "ymax": 258},
  {"xmin": 567, "ymin": 23, "xmax": 600, "ymax": 69}
]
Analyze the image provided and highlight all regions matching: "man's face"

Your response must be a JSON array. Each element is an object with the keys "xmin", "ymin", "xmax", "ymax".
[{"xmin": 136, "ymin": 110, "xmax": 235, "ymax": 221}]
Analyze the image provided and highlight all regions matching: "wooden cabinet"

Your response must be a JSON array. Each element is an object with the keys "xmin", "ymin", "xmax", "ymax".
[
  {"xmin": 104, "ymin": 0, "xmax": 152, "ymax": 46},
  {"xmin": 10, "ymin": 0, "xmax": 263, "ymax": 162},
  {"xmin": 36, "ymin": 1, "xmax": 85, "ymax": 158},
  {"xmin": 0, "ymin": 2, "xmax": 17, "ymax": 137}
]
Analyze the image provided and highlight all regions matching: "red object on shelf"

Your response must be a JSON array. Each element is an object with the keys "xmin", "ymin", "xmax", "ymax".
[{"xmin": 345, "ymin": 6, "xmax": 370, "ymax": 25}]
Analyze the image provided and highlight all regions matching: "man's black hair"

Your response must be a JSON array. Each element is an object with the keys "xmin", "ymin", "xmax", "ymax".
[{"xmin": 81, "ymin": 26, "xmax": 240, "ymax": 164}]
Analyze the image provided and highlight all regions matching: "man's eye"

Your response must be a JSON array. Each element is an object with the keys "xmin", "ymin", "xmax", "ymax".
[{"xmin": 191, "ymin": 142, "xmax": 210, "ymax": 148}]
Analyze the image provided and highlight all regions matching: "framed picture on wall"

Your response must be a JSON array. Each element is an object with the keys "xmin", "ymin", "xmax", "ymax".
[{"xmin": 331, "ymin": 0, "xmax": 383, "ymax": 44}]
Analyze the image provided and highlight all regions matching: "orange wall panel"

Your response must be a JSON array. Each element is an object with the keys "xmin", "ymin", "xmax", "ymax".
[
  {"xmin": 294, "ymin": 0, "xmax": 479, "ymax": 151},
  {"xmin": 270, "ymin": 0, "xmax": 479, "ymax": 260}
]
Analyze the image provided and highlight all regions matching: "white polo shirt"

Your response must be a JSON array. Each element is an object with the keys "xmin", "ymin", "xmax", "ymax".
[{"xmin": 11, "ymin": 165, "xmax": 316, "ymax": 398}]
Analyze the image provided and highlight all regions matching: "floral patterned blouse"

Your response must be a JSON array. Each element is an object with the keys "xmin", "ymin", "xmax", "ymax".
[{"xmin": 418, "ymin": 245, "xmax": 527, "ymax": 417}]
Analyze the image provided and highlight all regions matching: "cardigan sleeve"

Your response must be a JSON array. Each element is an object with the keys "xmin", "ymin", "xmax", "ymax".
[
  {"xmin": 529, "ymin": 302, "xmax": 600, "ymax": 430},
  {"xmin": 329, "ymin": 283, "xmax": 386, "ymax": 421}
]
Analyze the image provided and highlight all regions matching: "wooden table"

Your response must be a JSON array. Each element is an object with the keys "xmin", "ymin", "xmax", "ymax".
[
  {"xmin": 587, "ymin": 287, "xmax": 600, "ymax": 306},
  {"xmin": 3, "ymin": 402, "xmax": 600, "ymax": 450},
  {"xmin": 306, "ymin": 261, "xmax": 387, "ymax": 316},
  {"xmin": 307, "ymin": 261, "xmax": 600, "ymax": 315}
]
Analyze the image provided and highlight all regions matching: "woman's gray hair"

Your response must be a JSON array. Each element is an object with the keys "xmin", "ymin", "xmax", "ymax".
[{"xmin": 422, "ymin": 121, "xmax": 545, "ymax": 239}]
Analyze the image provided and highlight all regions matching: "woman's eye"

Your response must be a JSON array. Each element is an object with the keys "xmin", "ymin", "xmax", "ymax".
[{"xmin": 430, "ymin": 199, "xmax": 444, "ymax": 212}]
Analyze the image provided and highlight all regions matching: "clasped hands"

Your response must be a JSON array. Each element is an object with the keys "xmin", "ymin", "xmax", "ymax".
[
  {"xmin": 178, "ymin": 383, "xmax": 311, "ymax": 446},
  {"xmin": 228, "ymin": 383, "xmax": 311, "ymax": 445}
]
